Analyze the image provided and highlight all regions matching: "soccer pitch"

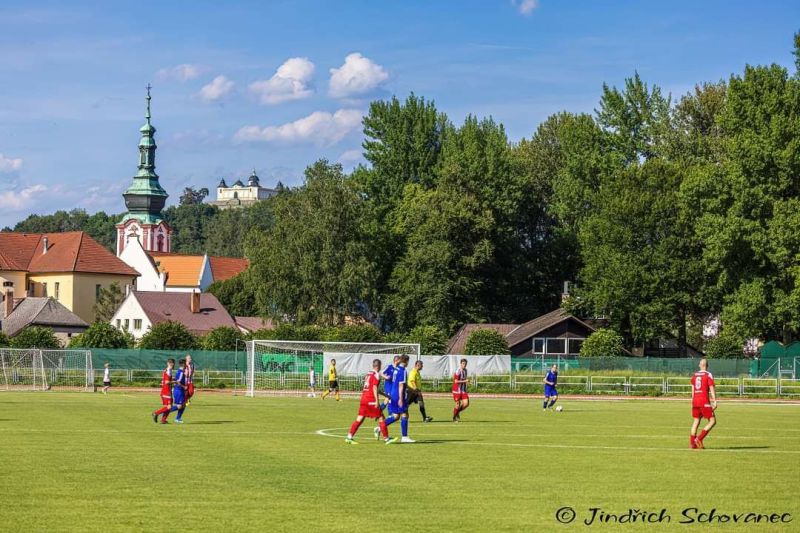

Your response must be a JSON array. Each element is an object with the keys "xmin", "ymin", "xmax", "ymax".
[{"xmin": 1, "ymin": 394, "xmax": 798, "ymax": 532}]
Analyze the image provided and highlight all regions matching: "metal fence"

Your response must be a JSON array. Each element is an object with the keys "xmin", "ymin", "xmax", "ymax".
[{"xmin": 90, "ymin": 368, "xmax": 800, "ymax": 397}]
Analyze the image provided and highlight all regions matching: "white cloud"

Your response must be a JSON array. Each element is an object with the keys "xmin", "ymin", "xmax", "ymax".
[
  {"xmin": 337, "ymin": 149, "xmax": 364, "ymax": 167},
  {"xmin": 156, "ymin": 64, "xmax": 205, "ymax": 82},
  {"xmin": 0, "ymin": 153, "xmax": 23, "ymax": 172},
  {"xmin": 234, "ymin": 109, "xmax": 363, "ymax": 146},
  {"xmin": 249, "ymin": 57, "xmax": 315, "ymax": 105},
  {"xmin": 513, "ymin": 0, "xmax": 539, "ymax": 15},
  {"xmin": 0, "ymin": 184, "xmax": 46, "ymax": 210},
  {"xmin": 199, "ymin": 75, "xmax": 235, "ymax": 102},
  {"xmin": 329, "ymin": 53, "xmax": 389, "ymax": 99}
]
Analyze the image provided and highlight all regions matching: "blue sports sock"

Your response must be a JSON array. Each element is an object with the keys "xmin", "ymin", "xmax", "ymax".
[
  {"xmin": 384, "ymin": 415, "xmax": 397, "ymax": 427},
  {"xmin": 548, "ymin": 399, "xmax": 557, "ymax": 408},
  {"xmin": 176, "ymin": 407, "xmax": 185, "ymax": 421},
  {"xmin": 400, "ymin": 417, "xmax": 408, "ymax": 437},
  {"xmin": 543, "ymin": 399, "xmax": 548, "ymax": 408},
  {"xmin": 169, "ymin": 405, "xmax": 179, "ymax": 412}
]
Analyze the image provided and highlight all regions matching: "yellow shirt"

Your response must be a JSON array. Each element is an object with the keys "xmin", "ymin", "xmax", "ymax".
[
  {"xmin": 408, "ymin": 368, "xmax": 421, "ymax": 390},
  {"xmin": 328, "ymin": 365, "xmax": 337, "ymax": 381}
]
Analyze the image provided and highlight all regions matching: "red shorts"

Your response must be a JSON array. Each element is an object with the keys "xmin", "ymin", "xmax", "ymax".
[
  {"xmin": 161, "ymin": 395, "xmax": 172, "ymax": 406},
  {"xmin": 358, "ymin": 401, "xmax": 382, "ymax": 419},
  {"xmin": 692, "ymin": 405, "xmax": 714, "ymax": 419},
  {"xmin": 187, "ymin": 383, "xmax": 195, "ymax": 398},
  {"xmin": 453, "ymin": 392, "xmax": 469, "ymax": 402}
]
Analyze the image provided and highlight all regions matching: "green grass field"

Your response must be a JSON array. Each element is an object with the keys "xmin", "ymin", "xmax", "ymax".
[{"xmin": 1, "ymin": 393, "xmax": 798, "ymax": 532}]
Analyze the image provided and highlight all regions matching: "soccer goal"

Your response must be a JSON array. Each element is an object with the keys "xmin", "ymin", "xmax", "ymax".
[
  {"xmin": 0, "ymin": 348, "xmax": 93, "ymax": 392},
  {"xmin": 245, "ymin": 340, "xmax": 420, "ymax": 397}
]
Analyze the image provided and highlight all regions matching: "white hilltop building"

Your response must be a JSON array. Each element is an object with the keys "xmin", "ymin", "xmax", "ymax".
[{"xmin": 211, "ymin": 169, "xmax": 278, "ymax": 209}]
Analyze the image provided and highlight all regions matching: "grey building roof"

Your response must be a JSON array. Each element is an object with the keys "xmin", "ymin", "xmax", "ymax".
[{"xmin": 1, "ymin": 297, "xmax": 89, "ymax": 337}]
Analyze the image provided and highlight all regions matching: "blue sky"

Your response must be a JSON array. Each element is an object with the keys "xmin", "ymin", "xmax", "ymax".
[{"xmin": 1, "ymin": 0, "xmax": 799, "ymax": 228}]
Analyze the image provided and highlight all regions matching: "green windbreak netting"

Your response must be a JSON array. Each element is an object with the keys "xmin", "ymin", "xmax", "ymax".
[{"xmin": 90, "ymin": 349, "xmax": 245, "ymax": 371}]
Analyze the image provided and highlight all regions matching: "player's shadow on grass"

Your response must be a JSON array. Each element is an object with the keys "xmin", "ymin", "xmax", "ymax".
[{"xmin": 189, "ymin": 420, "xmax": 239, "ymax": 425}]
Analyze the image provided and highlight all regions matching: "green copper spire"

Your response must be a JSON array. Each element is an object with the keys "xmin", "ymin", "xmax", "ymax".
[{"xmin": 121, "ymin": 85, "xmax": 168, "ymax": 224}]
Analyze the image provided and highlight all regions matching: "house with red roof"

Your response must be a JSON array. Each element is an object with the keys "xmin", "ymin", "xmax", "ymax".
[
  {"xmin": 0, "ymin": 231, "xmax": 139, "ymax": 323},
  {"xmin": 110, "ymin": 290, "xmax": 237, "ymax": 339}
]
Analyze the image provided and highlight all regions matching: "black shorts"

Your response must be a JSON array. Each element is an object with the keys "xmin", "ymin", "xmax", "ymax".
[
  {"xmin": 407, "ymin": 388, "xmax": 422, "ymax": 404},
  {"xmin": 103, "ymin": 381, "xmax": 111, "ymax": 387},
  {"xmin": 329, "ymin": 380, "xmax": 339, "ymax": 390}
]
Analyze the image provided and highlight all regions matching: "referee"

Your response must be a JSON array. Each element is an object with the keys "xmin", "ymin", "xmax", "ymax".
[{"xmin": 407, "ymin": 360, "xmax": 433, "ymax": 422}]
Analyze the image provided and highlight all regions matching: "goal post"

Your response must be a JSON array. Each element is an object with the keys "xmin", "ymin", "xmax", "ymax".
[
  {"xmin": 245, "ymin": 340, "xmax": 420, "ymax": 397},
  {"xmin": 0, "ymin": 348, "xmax": 93, "ymax": 392}
]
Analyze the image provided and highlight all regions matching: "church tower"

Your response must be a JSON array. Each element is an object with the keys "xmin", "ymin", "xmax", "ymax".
[{"xmin": 116, "ymin": 86, "xmax": 171, "ymax": 256}]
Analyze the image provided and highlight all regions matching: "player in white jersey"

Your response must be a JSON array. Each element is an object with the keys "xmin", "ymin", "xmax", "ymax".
[{"xmin": 102, "ymin": 363, "xmax": 111, "ymax": 394}]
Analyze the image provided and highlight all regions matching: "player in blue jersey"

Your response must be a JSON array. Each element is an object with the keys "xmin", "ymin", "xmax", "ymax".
[
  {"xmin": 543, "ymin": 364, "xmax": 558, "ymax": 410},
  {"xmin": 168, "ymin": 358, "xmax": 189, "ymax": 423},
  {"xmin": 379, "ymin": 355, "xmax": 400, "ymax": 410},
  {"xmin": 382, "ymin": 354, "xmax": 414, "ymax": 443}
]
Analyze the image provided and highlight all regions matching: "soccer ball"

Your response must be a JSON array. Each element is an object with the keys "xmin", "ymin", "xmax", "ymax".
[{"xmin": 555, "ymin": 405, "xmax": 563, "ymax": 412}]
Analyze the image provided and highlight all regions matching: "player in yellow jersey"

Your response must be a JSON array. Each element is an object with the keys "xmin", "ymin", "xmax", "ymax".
[
  {"xmin": 406, "ymin": 360, "xmax": 433, "ymax": 422},
  {"xmin": 321, "ymin": 359, "xmax": 341, "ymax": 401}
]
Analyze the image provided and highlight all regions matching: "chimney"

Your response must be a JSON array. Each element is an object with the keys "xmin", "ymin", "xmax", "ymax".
[
  {"xmin": 42, "ymin": 236, "xmax": 49, "ymax": 254},
  {"xmin": 190, "ymin": 291, "xmax": 200, "ymax": 314},
  {"xmin": 561, "ymin": 281, "xmax": 570, "ymax": 302},
  {"xmin": 3, "ymin": 283, "xmax": 14, "ymax": 319}
]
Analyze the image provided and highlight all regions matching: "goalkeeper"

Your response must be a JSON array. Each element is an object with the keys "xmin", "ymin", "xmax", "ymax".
[{"xmin": 406, "ymin": 360, "xmax": 433, "ymax": 422}]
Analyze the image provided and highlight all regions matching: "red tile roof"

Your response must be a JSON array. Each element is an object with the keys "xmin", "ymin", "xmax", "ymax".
[
  {"xmin": 147, "ymin": 253, "xmax": 249, "ymax": 285},
  {"xmin": 234, "ymin": 316, "xmax": 274, "ymax": 333},
  {"xmin": 0, "ymin": 232, "xmax": 138, "ymax": 276},
  {"xmin": 209, "ymin": 256, "xmax": 249, "ymax": 282},
  {"xmin": 132, "ymin": 291, "xmax": 236, "ymax": 336}
]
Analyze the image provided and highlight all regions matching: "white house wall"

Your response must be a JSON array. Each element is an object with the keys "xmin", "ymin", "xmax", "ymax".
[
  {"xmin": 109, "ymin": 293, "xmax": 152, "ymax": 340},
  {"xmin": 118, "ymin": 239, "xmax": 165, "ymax": 292}
]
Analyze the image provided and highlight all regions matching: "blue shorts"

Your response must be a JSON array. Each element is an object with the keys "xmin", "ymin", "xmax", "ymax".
[
  {"xmin": 388, "ymin": 400, "xmax": 408, "ymax": 415},
  {"xmin": 544, "ymin": 385, "xmax": 558, "ymax": 397},
  {"xmin": 172, "ymin": 389, "xmax": 186, "ymax": 405}
]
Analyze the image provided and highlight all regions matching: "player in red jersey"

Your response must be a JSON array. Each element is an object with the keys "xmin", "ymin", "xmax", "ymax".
[
  {"xmin": 690, "ymin": 358, "xmax": 717, "ymax": 449},
  {"xmin": 452, "ymin": 358, "xmax": 469, "ymax": 422},
  {"xmin": 345, "ymin": 359, "xmax": 396, "ymax": 444},
  {"xmin": 152, "ymin": 359, "xmax": 175, "ymax": 424},
  {"xmin": 185, "ymin": 354, "xmax": 196, "ymax": 403}
]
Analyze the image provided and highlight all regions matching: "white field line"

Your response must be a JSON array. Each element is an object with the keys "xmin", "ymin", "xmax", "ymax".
[{"xmin": 315, "ymin": 428, "xmax": 800, "ymax": 453}]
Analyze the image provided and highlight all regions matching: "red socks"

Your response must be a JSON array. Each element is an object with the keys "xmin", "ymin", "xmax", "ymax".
[
  {"xmin": 690, "ymin": 435, "xmax": 697, "ymax": 448},
  {"xmin": 698, "ymin": 429, "xmax": 709, "ymax": 442},
  {"xmin": 349, "ymin": 419, "xmax": 363, "ymax": 436},
  {"xmin": 154, "ymin": 407, "xmax": 169, "ymax": 416},
  {"xmin": 453, "ymin": 407, "xmax": 460, "ymax": 418},
  {"xmin": 379, "ymin": 420, "xmax": 388, "ymax": 439}
]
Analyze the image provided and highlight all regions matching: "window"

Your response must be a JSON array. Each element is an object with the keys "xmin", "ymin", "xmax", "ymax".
[
  {"xmin": 95, "ymin": 284, "xmax": 102, "ymax": 300},
  {"xmin": 42, "ymin": 282, "xmax": 48, "ymax": 297},
  {"xmin": 568, "ymin": 338, "xmax": 584, "ymax": 355},
  {"xmin": 533, "ymin": 338, "xmax": 545, "ymax": 354},
  {"xmin": 27, "ymin": 281, "xmax": 34, "ymax": 296},
  {"xmin": 134, "ymin": 319, "xmax": 142, "ymax": 330},
  {"xmin": 54, "ymin": 282, "xmax": 60, "ymax": 300},
  {"xmin": 116, "ymin": 319, "xmax": 121, "ymax": 329},
  {"xmin": 546, "ymin": 338, "xmax": 566, "ymax": 355},
  {"xmin": 124, "ymin": 319, "xmax": 130, "ymax": 330}
]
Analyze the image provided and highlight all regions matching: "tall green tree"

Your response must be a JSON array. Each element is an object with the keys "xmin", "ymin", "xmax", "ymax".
[
  {"xmin": 354, "ymin": 94, "xmax": 450, "ymax": 325},
  {"xmin": 685, "ymin": 63, "xmax": 800, "ymax": 342},
  {"xmin": 93, "ymin": 283, "xmax": 126, "ymax": 322},
  {"xmin": 247, "ymin": 160, "xmax": 376, "ymax": 325}
]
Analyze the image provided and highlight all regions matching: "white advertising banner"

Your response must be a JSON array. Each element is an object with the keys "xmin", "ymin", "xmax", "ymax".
[{"xmin": 324, "ymin": 353, "xmax": 511, "ymax": 377}]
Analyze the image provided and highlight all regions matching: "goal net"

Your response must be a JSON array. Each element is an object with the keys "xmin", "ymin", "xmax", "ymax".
[
  {"xmin": 245, "ymin": 340, "xmax": 420, "ymax": 397},
  {"xmin": 0, "ymin": 348, "xmax": 93, "ymax": 391}
]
